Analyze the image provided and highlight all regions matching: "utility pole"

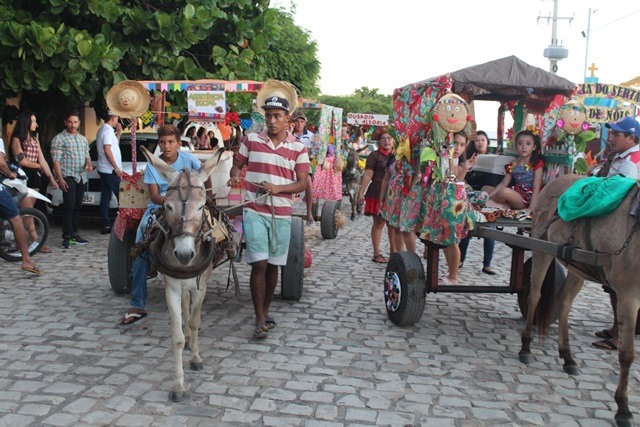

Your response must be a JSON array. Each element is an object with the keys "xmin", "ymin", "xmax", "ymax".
[{"xmin": 538, "ymin": 0, "xmax": 573, "ymax": 74}]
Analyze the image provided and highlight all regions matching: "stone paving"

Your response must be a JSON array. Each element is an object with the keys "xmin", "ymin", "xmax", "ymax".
[{"xmin": 0, "ymin": 200, "xmax": 637, "ymax": 426}]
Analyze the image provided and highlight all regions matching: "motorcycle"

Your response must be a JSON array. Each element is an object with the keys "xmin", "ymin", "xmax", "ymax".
[{"xmin": 0, "ymin": 166, "xmax": 51, "ymax": 262}]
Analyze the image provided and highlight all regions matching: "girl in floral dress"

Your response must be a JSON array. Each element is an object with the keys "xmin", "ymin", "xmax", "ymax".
[
  {"xmin": 419, "ymin": 132, "xmax": 475, "ymax": 285},
  {"xmin": 312, "ymin": 145, "xmax": 342, "ymax": 201},
  {"xmin": 483, "ymin": 129, "xmax": 545, "ymax": 211}
]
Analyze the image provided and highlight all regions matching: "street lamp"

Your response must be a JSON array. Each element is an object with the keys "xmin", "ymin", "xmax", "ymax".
[{"xmin": 582, "ymin": 8, "xmax": 597, "ymax": 81}]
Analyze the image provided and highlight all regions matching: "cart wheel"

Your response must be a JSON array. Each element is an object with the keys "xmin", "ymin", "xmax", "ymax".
[
  {"xmin": 281, "ymin": 216, "xmax": 304, "ymax": 301},
  {"xmin": 320, "ymin": 200, "xmax": 338, "ymax": 239},
  {"xmin": 517, "ymin": 257, "xmax": 565, "ymax": 326},
  {"xmin": 384, "ymin": 252, "xmax": 427, "ymax": 326},
  {"xmin": 108, "ymin": 227, "xmax": 136, "ymax": 294}
]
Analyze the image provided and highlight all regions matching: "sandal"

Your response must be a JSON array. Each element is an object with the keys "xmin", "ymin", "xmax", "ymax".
[
  {"xmin": 592, "ymin": 338, "xmax": 618, "ymax": 351},
  {"xmin": 371, "ymin": 254, "xmax": 387, "ymax": 264},
  {"xmin": 253, "ymin": 324, "xmax": 269, "ymax": 340},
  {"xmin": 265, "ymin": 316, "xmax": 276, "ymax": 330},
  {"xmin": 595, "ymin": 329, "xmax": 615, "ymax": 339},
  {"xmin": 38, "ymin": 245, "xmax": 53, "ymax": 254},
  {"xmin": 21, "ymin": 265, "xmax": 44, "ymax": 275},
  {"xmin": 120, "ymin": 309, "xmax": 147, "ymax": 326}
]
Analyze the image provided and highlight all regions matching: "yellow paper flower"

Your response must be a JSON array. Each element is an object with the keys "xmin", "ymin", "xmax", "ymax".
[{"xmin": 395, "ymin": 136, "xmax": 411, "ymax": 162}]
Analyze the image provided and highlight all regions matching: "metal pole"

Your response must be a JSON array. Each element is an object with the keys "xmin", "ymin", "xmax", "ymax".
[
  {"xmin": 550, "ymin": 0, "xmax": 559, "ymax": 73},
  {"xmin": 583, "ymin": 8, "xmax": 592, "ymax": 80}
]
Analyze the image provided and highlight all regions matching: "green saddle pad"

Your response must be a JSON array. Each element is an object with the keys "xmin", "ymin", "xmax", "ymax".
[{"xmin": 558, "ymin": 175, "xmax": 637, "ymax": 222}]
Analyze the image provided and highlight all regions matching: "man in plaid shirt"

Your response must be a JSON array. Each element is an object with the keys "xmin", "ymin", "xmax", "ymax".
[{"xmin": 51, "ymin": 110, "xmax": 93, "ymax": 249}]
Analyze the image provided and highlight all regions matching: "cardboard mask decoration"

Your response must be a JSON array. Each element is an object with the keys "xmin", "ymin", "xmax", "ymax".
[
  {"xmin": 432, "ymin": 93, "xmax": 470, "ymax": 133},
  {"xmin": 557, "ymin": 100, "xmax": 588, "ymax": 135}
]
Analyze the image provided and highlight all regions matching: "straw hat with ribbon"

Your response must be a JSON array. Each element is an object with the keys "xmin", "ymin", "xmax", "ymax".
[
  {"xmin": 255, "ymin": 79, "xmax": 299, "ymax": 116},
  {"xmin": 106, "ymin": 80, "xmax": 150, "ymax": 118}
]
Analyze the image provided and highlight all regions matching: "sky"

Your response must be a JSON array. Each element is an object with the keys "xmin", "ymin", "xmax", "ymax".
[{"xmin": 274, "ymin": 0, "xmax": 640, "ymax": 132}]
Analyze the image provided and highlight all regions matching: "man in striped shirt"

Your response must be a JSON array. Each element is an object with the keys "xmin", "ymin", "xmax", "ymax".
[
  {"xmin": 51, "ymin": 110, "xmax": 93, "ymax": 249},
  {"xmin": 228, "ymin": 92, "xmax": 310, "ymax": 340}
]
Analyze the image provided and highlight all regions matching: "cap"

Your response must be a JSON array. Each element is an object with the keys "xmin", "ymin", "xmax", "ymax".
[
  {"xmin": 292, "ymin": 110, "xmax": 307, "ymax": 121},
  {"xmin": 605, "ymin": 116, "xmax": 640, "ymax": 138},
  {"xmin": 261, "ymin": 96, "xmax": 290, "ymax": 112}
]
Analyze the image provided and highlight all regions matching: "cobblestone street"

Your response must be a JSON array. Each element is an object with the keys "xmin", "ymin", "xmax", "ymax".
[{"xmin": 0, "ymin": 200, "xmax": 636, "ymax": 426}]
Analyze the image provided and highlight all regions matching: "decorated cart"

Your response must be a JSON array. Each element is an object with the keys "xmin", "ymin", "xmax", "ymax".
[
  {"xmin": 106, "ymin": 79, "xmax": 308, "ymax": 301},
  {"xmin": 383, "ymin": 55, "xmax": 583, "ymax": 326}
]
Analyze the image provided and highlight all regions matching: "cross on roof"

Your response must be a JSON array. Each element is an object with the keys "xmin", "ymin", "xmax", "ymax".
[{"xmin": 588, "ymin": 63, "xmax": 598, "ymax": 77}]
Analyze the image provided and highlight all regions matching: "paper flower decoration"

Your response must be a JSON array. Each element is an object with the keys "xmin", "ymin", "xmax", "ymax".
[{"xmin": 395, "ymin": 136, "xmax": 411, "ymax": 162}]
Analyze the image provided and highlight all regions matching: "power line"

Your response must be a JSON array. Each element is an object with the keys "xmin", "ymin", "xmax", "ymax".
[{"xmin": 592, "ymin": 9, "xmax": 640, "ymax": 32}]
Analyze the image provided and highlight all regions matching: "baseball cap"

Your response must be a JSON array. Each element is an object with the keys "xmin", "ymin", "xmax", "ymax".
[
  {"xmin": 605, "ymin": 116, "xmax": 640, "ymax": 138},
  {"xmin": 261, "ymin": 96, "xmax": 290, "ymax": 112},
  {"xmin": 292, "ymin": 110, "xmax": 307, "ymax": 121}
]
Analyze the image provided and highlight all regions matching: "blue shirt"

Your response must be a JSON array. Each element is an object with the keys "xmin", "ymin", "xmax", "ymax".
[{"xmin": 144, "ymin": 151, "xmax": 202, "ymax": 209}]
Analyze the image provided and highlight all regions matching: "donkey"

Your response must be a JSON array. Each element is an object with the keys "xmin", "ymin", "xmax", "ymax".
[
  {"xmin": 140, "ymin": 146, "xmax": 234, "ymax": 402},
  {"xmin": 342, "ymin": 145, "xmax": 366, "ymax": 220},
  {"xmin": 518, "ymin": 173, "xmax": 640, "ymax": 427}
]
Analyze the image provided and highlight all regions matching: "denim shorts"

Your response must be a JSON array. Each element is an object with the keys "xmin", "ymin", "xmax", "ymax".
[
  {"xmin": 243, "ymin": 209, "xmax": 291, "ymax": 266},
  {"xmin": 0, "ymin": 186, "xmax": 19, "ymax": 220}
]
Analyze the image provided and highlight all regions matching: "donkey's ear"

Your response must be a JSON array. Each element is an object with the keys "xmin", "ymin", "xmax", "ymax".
[
  {"xmin": 199, "ymin": 148, "xmax": 234, "ymax": 179},
  {"xmin": 140, "ymin": 146, "xmax": 178, "ymax": 183}
]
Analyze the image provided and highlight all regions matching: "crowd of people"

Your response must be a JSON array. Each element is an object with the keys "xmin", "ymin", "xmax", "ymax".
[{"xmin": 1, "ymin": 84, "xmax": 639, "ymax": 347}]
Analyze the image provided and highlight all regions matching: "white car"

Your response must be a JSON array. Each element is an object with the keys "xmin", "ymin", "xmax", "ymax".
[{"xmin": 46, "ymin": 133, "xmax": 193, "ymax": 217}]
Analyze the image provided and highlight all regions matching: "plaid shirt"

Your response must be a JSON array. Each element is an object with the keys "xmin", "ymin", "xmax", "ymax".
[{"xmin": 51, "ymin": 130, "xmax": 90, "ymax": 184}]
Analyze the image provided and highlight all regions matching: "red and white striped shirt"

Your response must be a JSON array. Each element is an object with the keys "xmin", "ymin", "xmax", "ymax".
[{"xmin": 237, "ymin": 130, "xmax": 310, "ymax": 217}]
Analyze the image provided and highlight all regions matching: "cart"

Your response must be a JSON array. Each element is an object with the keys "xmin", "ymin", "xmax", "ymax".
[
  {"xmin": 383, "ymin": 56, "xmax": 580, "ymax": 325},
  {"xmin": 106, "ymin": 79, "xmax": 309, "ymax": 301}
]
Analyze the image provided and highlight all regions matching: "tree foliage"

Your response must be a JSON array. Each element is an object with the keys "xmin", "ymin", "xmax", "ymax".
[
  {"xmin": 0, "ymin": 0, "xmax": 314, "ymax": 141},
  {"xmin": 319, "ymin": 87, "xmax": 393, "ymax": 118}
]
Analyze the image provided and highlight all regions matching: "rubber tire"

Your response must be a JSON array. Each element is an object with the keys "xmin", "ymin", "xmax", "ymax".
[
  {"xmin": 517, "ymin": 257, "xmax": 566, "ymax": 326},
  {"xmin": 384, "ymin": 252, "xmax": 427, "ymax": 326},
  {"xmin": 320, "ymin": 200, "xmax": 338, "ymax": 240},
  {"xmin": 0, "ymin": 208, "xmax": 49, "ymax": 261},
  {"xmin": 281, "ymin": 216, "xmax": 304, "ymax": 301},
  {"xmin": 108, "ymin": 227, "xmax": 136, "ymax": 294}
]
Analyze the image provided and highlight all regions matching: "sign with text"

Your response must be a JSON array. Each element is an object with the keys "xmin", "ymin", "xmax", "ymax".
[
  {"xmin": 346, "ymin": 113, "xmax": 389, "ymax": 126},
  {"xmin": 187, "ymin": 83, "xmax": 226, "ymax": 121},
  {"xmin": 575, "ymin": 83, "xmax": 639, "ymax": 123}
]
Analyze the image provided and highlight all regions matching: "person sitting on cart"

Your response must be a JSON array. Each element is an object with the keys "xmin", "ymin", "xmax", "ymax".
[
  {"xmin": 590, "ymin": 116, "xmax": 640, "ymax": 351},
  {"xmin": 227, "ymin": 80, "xmax": 310, "ymax": 340},
  {"xmin": 291, "ymin": 110, "xmax": 315, "ymax": 224},
  {"xmin": 0, "ymin": 137, "xmax": 42, "ymax": 275},
  {"xmin": 119, "ymin": 124, "xmax": 204, "ymax": 326}
]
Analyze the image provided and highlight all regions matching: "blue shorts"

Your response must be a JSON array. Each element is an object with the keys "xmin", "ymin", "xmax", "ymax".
[
  {"xmin": 243, "ymin": 209, "xmax": 291, "ymax": 265},
  {"xmin": 0, "ymin": 186, "xmax": 18, "ymax": 220}
]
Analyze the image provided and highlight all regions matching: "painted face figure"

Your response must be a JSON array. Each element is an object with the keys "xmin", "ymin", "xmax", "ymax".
[
  {"xmin": 558, "ymin": 101, "xmax": 588, "ymax": 135},
  {"xmin": 433, "ymin": 94, "xmax": 469, "ymax": 133}
]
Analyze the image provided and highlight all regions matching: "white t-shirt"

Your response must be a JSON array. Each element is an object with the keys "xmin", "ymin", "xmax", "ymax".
[
  {"xmin": 0, "ymin": 137, "xmax": 5, "ymax": 155},
  {"xmin": 96, "ymin": 123, "xmax": 122, "ymax": 173}
]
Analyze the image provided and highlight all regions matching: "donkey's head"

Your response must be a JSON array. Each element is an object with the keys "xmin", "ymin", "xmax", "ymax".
[
  {"xmin": 344, "ymin": 144, "xmax": 366, "ymax": 179},
  {"xmin": 141, "ymin": 146, "xmax": 233, "ymax": 265}
]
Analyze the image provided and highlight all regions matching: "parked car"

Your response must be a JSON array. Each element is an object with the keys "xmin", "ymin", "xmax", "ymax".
[{"xmin": 46, "ymin": 133, "xmax": 192, "ymax": 217}]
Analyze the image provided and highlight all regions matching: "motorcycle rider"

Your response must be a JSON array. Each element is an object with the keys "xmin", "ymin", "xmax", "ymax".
[{"xmin": 0, "ymin": 137, "xmax": 43, "ymax": 274}]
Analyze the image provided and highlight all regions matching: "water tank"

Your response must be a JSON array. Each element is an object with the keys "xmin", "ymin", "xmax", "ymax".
[{"xmin": 543, "ymin": 45, "xmax": 569, "ymax": 60}]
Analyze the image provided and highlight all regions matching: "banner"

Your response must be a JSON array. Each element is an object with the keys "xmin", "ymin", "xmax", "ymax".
[
  {"xmin": 347, "ymin": 112, "xmax": 389, "ymax": 126},
  {"xmin": 187, "ymin": 84, "xmax": 226, "ymax": 121},
  {"xmin": 575, "ymin": 83, "xmax": 639, "ymax": 123}
]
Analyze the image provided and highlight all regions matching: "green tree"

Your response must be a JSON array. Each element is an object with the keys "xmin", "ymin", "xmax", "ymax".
[
  {"xmin": 319, "ymin": 86, "xmax": 393, "ymax": 118},
  {"xmin": 0, "ymin": 0, "xmax": 275, "ymax": 142}
]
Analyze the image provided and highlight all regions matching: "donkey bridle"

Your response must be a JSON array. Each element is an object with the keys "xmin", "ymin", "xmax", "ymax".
[{"xmin": 166, "ymin": 169, "xmax": 205, "ymax": 238}]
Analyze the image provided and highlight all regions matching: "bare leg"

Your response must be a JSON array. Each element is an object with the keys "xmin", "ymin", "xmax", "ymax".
[
  {"xmin": 8, "ymin": 215, "xmax": 36, "ymax": 271},
  {"xmin": 402, "ymin": 231, "xmax": 416, "ymax": 253},
  {"xmin": 442, "ymin": 244, "xmax": 460, "ymax": 281},
  {"xmin": 263, "ymin": 263, "xmax": 279, "ymax": 319},
  {"xmin": 371, "ymin": 215, "xmax": 386, "ymax": 258},
  {"xmin": 249, "ymin": 260, "xmax": 269, "ymax": 326},
  {"xmin": 305, "ymin": 176, "xmax": 314, "ymax": 223}
]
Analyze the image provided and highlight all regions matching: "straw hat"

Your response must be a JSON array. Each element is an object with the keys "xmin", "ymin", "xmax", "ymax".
[
  {"xmin": 255, "ymin": 79, "xmax": 298, "ymax": 116},
  {"xmin": 106, "ymin": 80, "xmax": 150, "ymax": 118}
]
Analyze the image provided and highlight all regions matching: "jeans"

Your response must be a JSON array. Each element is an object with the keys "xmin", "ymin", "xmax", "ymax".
[
  {"xmin": 98, "ymin": 171, "xmax": 121, "ymax": 229},
  {"xmin": 62, "ymin": 177, "xmax": 85, "ymax": 238},
  {"xmin": 130, "ymin": 253, "xmax": 149, "ymax": 310},
  {"xmin": 459, "ymin": 233, "xmax": 495, "ymax": 268}
]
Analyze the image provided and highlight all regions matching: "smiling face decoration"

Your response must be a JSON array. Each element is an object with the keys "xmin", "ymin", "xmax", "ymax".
[
  {"xmin": 557, "ymin": 100, "xmax": 588, "ymax": 135},
  {"xmin": 431, "ymin": 93, "xmax": 470, "ymax": 133}
]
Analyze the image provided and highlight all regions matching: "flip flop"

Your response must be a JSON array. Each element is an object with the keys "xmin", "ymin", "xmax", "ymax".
[
  {"xmin": 265, "ymin": 316, "xmax": 276, "ymax": 330},
  {"xmin": 253, "ymin": 324, "xmax": 269, "ymax": 339},
  {"xmin": 21, "ymin": 265, "xmax": 44, "ymax": 275},
  {"xmin": 38, "ymin": 246, "xmax": 53, "ymax": 254},
  {"xmin": 371, "ymin": 254, "xmax": 387, "ymax": 263},
  {"xmin": 595, "ymin": 329, "xmax": 615, "ymax": 339},
  {"xmin": 592, "ymin": 338, "xmax": 618, "ymax": 350},
  {"xmin": 120, "ymin": 310, "xmax": 147, "ymax": 326}
]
